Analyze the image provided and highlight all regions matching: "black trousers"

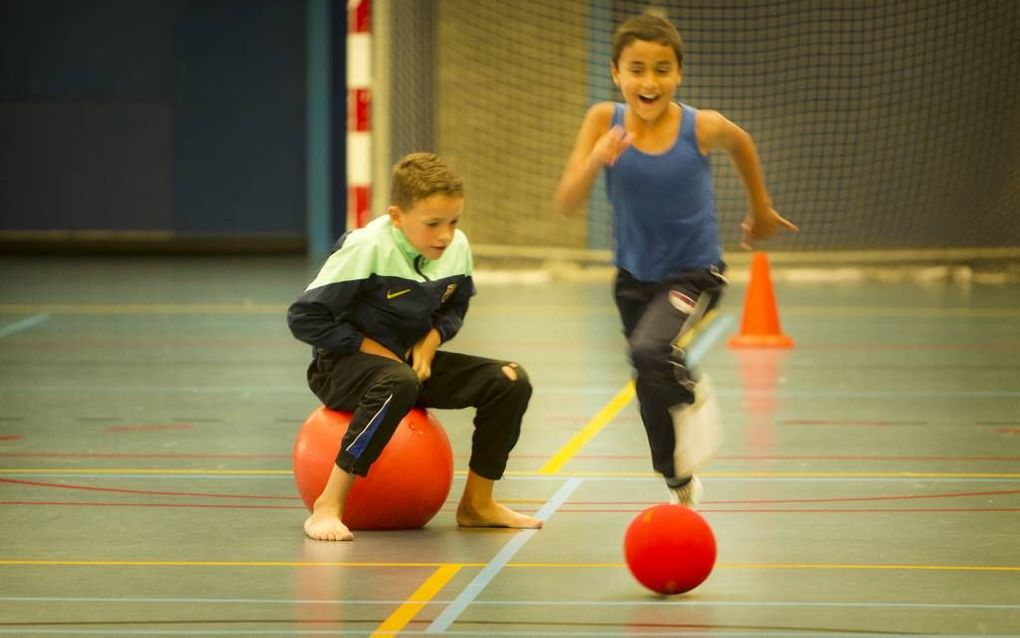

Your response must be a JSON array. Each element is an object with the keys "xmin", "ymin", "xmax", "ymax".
[
  {"xmin": 613, "ymin": 267, "xmax": 727, "ymax": 479},
  {"xmin": 307, "ymin": 350, "xmax": 531, "ymax": 480}
]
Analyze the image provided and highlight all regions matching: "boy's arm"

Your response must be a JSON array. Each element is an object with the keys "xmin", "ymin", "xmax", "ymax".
[
  {"xmin": 287, "ymin": 242, "xmax": 372, "ymax": 356},
  {"xmin": 287, "ymin": 281, "xmax": 364, "ymax": 356},
  {"xmin": 696, "ymin": 110, "xmax": 797, "ymax": 247},
  {"xmin": 554, "ymin": 102, "xmax": 630, "ymax": 217},
  {"xmin": 431, "ymin": 277, "xmax": 474, "ymax": 344},
  {"xmin": 406, "ymin": 279, "xmax": 473, "ymax": 382}
]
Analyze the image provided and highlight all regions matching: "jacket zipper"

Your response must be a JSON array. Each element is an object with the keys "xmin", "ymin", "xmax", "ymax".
[{"xmin": 414, "ymin": 255, "xmax": 431, "ymax": 282}]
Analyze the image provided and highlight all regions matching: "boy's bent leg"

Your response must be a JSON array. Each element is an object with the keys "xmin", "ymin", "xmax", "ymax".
[
  {"xmin": 309, "ymin": 352, "xmax": 421, "ymax": 476},
  {"xmin": 305, "ymin": 352, "xmax": 421, "ymax": 538},
  {"xmin": 630, "ymin": 300, "xmax": 697, "ymax": 479},
  {"xmin": 420, "ymin": 352, "xmax": 541, "ymax": 528},
  {"xmin": 627, "ymin": 273, "xmax": 724, "ymax": 482},
  {"xmin": 335, "ymin": 363, "xmax": 420, "ymax": 476},
  {"xmin": 420, "ymin": 352, "xmax": 531, "ymax": 479}
]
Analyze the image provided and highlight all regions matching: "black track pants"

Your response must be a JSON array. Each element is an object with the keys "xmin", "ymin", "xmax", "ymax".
[
  {"xmin": 307, "ymin": 350, "xmax": 531, "ymax": 480},
  {"xmin": 613, "ymin": 267, "xmax": 726, "ymax": 479}
]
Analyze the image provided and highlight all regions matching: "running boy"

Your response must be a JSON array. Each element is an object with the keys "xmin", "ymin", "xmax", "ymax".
[
  {"xmin": 288, "ymin": 152, "xmax": 542, "ymax": 541},
  {"xmin": 554, "ymin": 13, "xmax": 797, "ymax": 506}
]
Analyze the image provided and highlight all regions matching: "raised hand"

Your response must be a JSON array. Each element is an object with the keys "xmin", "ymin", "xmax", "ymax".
[
  {"xmin": 590, "ymin": 125, "xmax": 633, "ymax": 168},
  {"xmin": 741, "ymin": 207, "xmax": 798, "ymax": 249}
]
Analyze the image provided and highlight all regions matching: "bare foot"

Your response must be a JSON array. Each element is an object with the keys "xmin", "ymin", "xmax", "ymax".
[
  {"xmin": 457, "ymin": 500, "xmax": 543, "ymax": 529},
  {"xmin": 304, "ymin": 511, "xmax": 354, "ymax": 541}
]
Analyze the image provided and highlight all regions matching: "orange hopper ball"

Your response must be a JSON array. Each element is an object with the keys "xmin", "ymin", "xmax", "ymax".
[
  {"xmin": 624, "ymin": 504, "xmax": 717, "ymax": 595},
  {"xmin": 292, "ymin": 406, "xmax": 454, "ymax": 530}
]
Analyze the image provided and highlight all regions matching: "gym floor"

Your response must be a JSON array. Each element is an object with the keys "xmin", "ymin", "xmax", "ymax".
[{"xmin": 1, "ymin": 255, "xmax": 1018, "ymax": 636}]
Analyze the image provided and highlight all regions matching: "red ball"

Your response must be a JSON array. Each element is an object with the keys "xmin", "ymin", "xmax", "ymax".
[
  {"xmin": 624, "ymin": 504, "xmax": 717, "ymax": 595},
  {"xmin": 292, "ymin": 406, "xmax": 454, "ymax": 530}
]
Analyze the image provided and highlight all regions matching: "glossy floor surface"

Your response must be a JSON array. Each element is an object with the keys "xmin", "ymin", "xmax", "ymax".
[{"xmin": 1, "ymin": 256, "xmax": 1018, "ymax": 636}]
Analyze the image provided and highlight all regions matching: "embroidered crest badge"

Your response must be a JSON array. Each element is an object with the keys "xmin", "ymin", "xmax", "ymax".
[{"xmin": 441, "ymin": 283, "xmax": 457, "ymax": 303}]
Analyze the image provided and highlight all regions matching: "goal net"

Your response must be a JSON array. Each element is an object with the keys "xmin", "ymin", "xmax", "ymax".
[{"xmin": 377, "ymin": 0, "xmax": 1019, "ymax": 263}]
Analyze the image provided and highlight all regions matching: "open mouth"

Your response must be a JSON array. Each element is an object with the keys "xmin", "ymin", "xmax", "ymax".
[{"xmin": 638, "ymin": 93, "xmax": 659, "ymax": 105}]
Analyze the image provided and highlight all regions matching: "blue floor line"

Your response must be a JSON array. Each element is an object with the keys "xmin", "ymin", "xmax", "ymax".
[
  {"xmin": 424, "ymin": 478, "xmax": 584, "ymax": 634},
  {"xmin": 0, "ymin": 314, "xmax": 50, "ymax": 338},
  {"xmin": 687, "ymin": 313, "xmax": 736, "ymax": 366}
]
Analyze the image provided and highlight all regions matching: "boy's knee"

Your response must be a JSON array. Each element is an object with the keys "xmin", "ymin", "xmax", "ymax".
[
  {"xmin": 386, "ymin": 365, "xmax": 422, "ymax": 402},
  {"xmin": 499, "ymin": 362, "xmax": 532, "ymax": 396},
  {"xmin": 630, "ymin": 340, "xmax": 669, "ymax": 375},
  {"xmin": 632, "ymin": 340, "xmax": 692, "ymax": 389}
]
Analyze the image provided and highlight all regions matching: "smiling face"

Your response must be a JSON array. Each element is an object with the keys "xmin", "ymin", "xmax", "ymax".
[
  {"xmin": 389, "ymin": 194, "xmax": 463, "ymax": 261},
  {"xmin": 611, "ymin": 39, "xmax": 682, "ymax": 123}
]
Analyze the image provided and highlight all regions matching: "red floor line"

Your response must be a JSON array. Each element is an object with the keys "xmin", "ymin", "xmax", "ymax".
[
  {"xmin": 565, "ymin": 507, "xmax": 1020, "ymax": 514},
  {"xmin": 4, "ymin": 479, "xmax": 1019, "ymax": 507},
  {"xmin": 0, "ymin": 452, "xmax": 292, "ymax": 459},
  {"xmin": 2, "ymin": 501, "xmax": 1018, "ymax": 514},
  {"xmin": 780, "ymin": 420, "xmax": 918, "ymax": 427},
  {"xmin": 3, "ymin": 451, "xmax": 1018, "ymax": 462},
  {"xmin": 0, "ymin": 501, "xmax": 305, "ymax": 510},
  {"xmin": 708, "ymin": 489, "xmax": 1020, "ymax": 505},
  {"xmin": 105, "ymin": 424, "xmax": 195, "ymax": 432},
  {"xmin": 567, "ymin": 451, "xmax": 1020, "ymax": 459},
  {"xmin": 797, "ymin": 343, "xmax": 1020, "ymax": 351},
  {"xmin": 0, "ymin": 478, "xmax": 295, "ymax": 500},
  {"xmin": 714, "ymin": 455, "xmax": 1020, "ymax": 461},
  {"xmin": 569, "ymin": 488, "xmax": 1020, "ymax": 506}
]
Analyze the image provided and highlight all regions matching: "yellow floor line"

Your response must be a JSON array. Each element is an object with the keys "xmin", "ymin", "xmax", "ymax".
[
  {"xmin": 2, "ymin": 559, "xmax": 1015, "ymax": 572},
  {"xmin": 536, "ymin": 470, "xmax": 1020, "ymax": 479},
  {"xmin": 537, "ymin": 310, "xmax": 722, "ymax": 476},
  {"xmin": 701, "ymin": 471, "xmax": 1020, "ymax": 479},
  {"xmin": 509, "ymin": 562, "xmax": 1020, "ymax": 572},
  {"xmin": 718, "ymin": 563, "xmax": 1020, "ymax": 572},
  {"xmin": 538, "ymin": 382, "xmax": 635, "ymax": 475},
  {"xmin": 371, "ymin": 564, "xmax": 461, "ymax": 636},
  {"xmin": 673, "ymin": 309, "xmax": 717, "ymax": 350},
  {"xmin": 0, "ymin": 555, "xmax": 477, "ymax": 567},
  {"xmin": 3, "ymin": 468, "xmax": 1020, "ymax": 479}
]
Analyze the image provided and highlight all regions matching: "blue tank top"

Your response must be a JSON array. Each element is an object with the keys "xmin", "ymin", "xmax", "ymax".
[{"xmin": 606, "ymin": 102, "xmax": 722, "ymax": 281}]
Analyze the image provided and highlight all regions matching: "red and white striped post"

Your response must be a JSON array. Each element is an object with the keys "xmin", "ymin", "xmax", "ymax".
[{"xmin": 347, "ymin": 0, "xmax": 371, "ymax": 229}]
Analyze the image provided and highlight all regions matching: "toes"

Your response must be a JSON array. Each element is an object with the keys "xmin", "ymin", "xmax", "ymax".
[{"xmin": 304, "ymin": 516, "xmax": 353, "ymax": 541}]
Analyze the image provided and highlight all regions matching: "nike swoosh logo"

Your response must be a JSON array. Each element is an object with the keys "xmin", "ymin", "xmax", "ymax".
[{"xmin": 386, "ymin": 289, "xmax": 411, "ymax": 300}]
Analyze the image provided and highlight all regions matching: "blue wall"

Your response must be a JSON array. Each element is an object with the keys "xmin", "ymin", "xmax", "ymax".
[{"xmin": 0, "ymin": 0, "xmax": 312, "ymax": 240}]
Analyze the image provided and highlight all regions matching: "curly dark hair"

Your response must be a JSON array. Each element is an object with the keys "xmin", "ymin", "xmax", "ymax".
[{"xmin": 611, "ymin": 13, "xmax": 684, "ymax": 67}]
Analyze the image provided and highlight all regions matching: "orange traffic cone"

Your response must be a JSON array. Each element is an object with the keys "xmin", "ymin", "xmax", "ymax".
[{"xmin": 728, "ymin": 252, "xmax": 793, "ymax": 348}]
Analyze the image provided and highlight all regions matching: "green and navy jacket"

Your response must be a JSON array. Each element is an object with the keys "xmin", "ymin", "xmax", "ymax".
[{"xmin": 287, "ymin": 215, "xmax": 475, "ymax": 359}]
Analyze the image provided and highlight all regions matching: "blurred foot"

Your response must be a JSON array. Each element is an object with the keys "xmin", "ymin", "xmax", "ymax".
[{"xmin": 667, "ymin": 475, "xmax": 703, "ymax": 507}]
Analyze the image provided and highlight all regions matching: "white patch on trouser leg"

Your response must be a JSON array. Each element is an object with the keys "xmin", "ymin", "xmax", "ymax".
[{"xmin": 669, "ymin": 373, "xmax": 723, "ymax": 477}]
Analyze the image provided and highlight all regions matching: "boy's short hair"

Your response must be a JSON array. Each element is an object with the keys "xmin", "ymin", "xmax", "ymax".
[
  {"xmin": 611, "ymin": 13, "xmax": 684, "ymax": 67},
  {"xmin": 390, "ymin": 152, "xmax": 465, "ymax": 210}
]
